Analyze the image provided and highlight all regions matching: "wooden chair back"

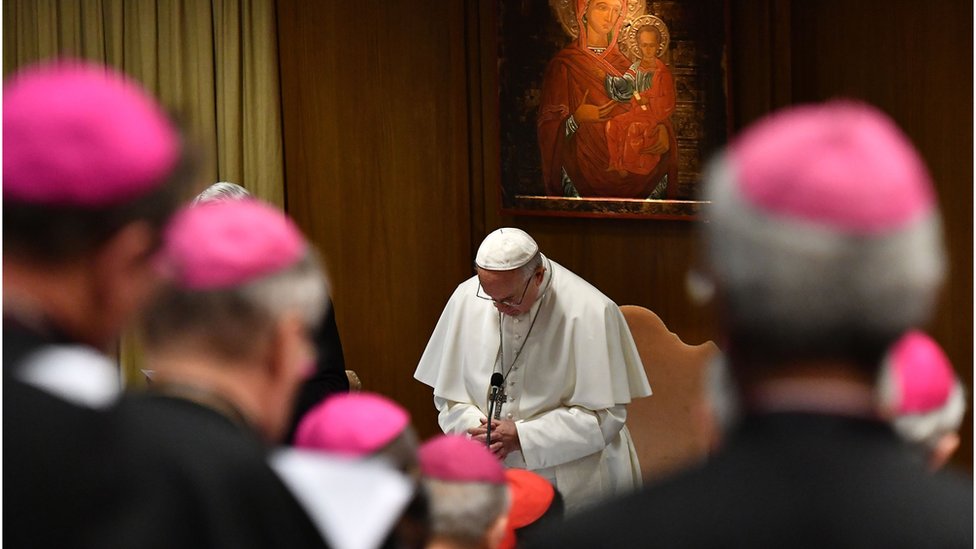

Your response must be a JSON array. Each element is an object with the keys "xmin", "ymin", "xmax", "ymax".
[{"xmin": 620, "ymin": 305, "xmax": 720, "ymax": 483}]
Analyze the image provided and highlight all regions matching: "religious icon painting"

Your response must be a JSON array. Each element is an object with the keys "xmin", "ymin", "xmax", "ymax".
[{"xmin": 494, "ymin": 0, "xmax": 730, "ymax": 219}]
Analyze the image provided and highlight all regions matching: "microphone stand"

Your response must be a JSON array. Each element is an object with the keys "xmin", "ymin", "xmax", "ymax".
[{"xmin": 486, "ymin": 385, "xmax": 498, "ymax": 448}]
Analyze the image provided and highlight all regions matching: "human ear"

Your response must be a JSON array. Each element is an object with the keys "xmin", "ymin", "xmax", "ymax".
[
  {"xmin": 268, "ymin": 312, "xmax": 311, "ymax": 382},
  {"xmin": 264, "ymin": 312, "xmax": 313, "ymax": 441},
  {"xmin": 929, "ymin": 432, "xmax": 960, "ymax": 471},
  {"xmin": 485, "ymin": 514, "xmax": 509, "ymax": 549}
]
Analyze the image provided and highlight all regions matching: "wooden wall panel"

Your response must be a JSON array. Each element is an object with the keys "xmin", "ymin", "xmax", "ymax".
[{"xmin": 276, "ymin": 0, "xmax": 470, "ymax": 438}]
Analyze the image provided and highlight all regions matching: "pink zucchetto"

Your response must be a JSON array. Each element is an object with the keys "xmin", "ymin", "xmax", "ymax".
[
  {"xmin": 889, "ymin": 331, "xmax": 955, "ymax": 414},
  {"xmin": 294, "ymin": 392, "xmax": 410, "ymax": 456},
  {"xmin": 729, "ymin": 101, "xmax": 935, "ymax": 234},
  {"xmin": 3, "ymin": 60, "xmax": 180, "ymax": 207},
  {"xmin": 160, "ymin": 199, "xmax": 306, "ymax": 290},
  {"xmin": 419, "ymin": 435, "xmax": 506, "ymax": 485}
]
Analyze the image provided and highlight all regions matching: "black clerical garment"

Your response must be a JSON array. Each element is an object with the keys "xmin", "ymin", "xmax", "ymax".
[
  {"xmin": 287, "ymin": 300, "xmax": 349, "ymax": 443},
  {"xmin": 110, "ymin": 392, "xmax": 331, "ymax": 549},
  {"xmin": 530, "ymin": 413, "xmax": 974, "ymax": 548},
  {"xmin": 3, "ymin": 319, "xmax": 126, "ymax": 548}
]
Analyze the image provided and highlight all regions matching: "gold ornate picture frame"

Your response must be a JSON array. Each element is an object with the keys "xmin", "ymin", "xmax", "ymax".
[{"xmin": 495, "ymin": 0, "xmax": 730, "ymax": 219}]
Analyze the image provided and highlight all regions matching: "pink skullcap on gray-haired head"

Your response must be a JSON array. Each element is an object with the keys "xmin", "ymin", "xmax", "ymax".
[
  {"xmin": 419, "ymin": 435, "xmax": 506, "ymax": 485},
  {"xmin": 3, "ymin": 60, "xmax": 180, "ymax": 207},
  {"xmin": 294, "ymin": 392, "xmax": 410, "ymax": 456},
  {"xmin": 729, "ymin": 101, "xmax": 936, "ymax": 234},
  {"xmin": 890, "ymin": 331, "xmax": 955, "ymax": 414},
  {"xmin": 160, "ymin": 199, "xmax": 306, "ymax": 290}
]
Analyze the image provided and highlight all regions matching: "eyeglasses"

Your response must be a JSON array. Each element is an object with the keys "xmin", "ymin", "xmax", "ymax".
[{"xmin": 476, "ymin": 274, "xmax": 533, "ymax": 307}]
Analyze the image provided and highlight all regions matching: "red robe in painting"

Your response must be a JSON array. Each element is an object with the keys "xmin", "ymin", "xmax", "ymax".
[{"xmin": 537, "ymin": 11, "xmax": 677, "ymax": 199}]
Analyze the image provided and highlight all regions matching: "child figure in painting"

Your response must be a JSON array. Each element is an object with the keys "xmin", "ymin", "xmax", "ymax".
[{"xmin": 605, "ymin": 16, "xmax": 677, "ymax": 184}]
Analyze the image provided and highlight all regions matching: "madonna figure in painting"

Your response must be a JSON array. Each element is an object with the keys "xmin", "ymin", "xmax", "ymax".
[{"xmin": 538, "ymin": 1, "xmax": 678, "ymax": 199}]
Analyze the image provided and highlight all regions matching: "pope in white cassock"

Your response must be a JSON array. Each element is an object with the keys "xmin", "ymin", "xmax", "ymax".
[{"xmin": 414, "ymin": 228, "xmax": 652, "ymax": 513}]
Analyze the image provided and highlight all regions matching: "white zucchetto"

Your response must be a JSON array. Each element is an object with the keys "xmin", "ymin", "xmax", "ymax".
[{"xmin": 475, "ymin": 228, "xmax": 539, "ymax": 271}]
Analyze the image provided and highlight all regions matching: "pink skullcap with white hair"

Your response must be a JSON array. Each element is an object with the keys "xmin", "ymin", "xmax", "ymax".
[
  {"xmin": 294, "ymin": 392, "xmax": 410, "ymax": 456},
  {"xmin": 419, "ymin": 435, "xmax": 506, "ymax": 485},
  {"xmin": 3, "ymin": 60, "xmax": 180, "ymax": 207},
  {"xmin": 890, "ymin": 330, "xmax": 955, "ymax": 414},
  {"xmin": 729, "ymin": 101, "xmax": 936, "ymax": 234},
  {"xmin": 160, "ymin": 199, "xmax": 306, "ymax": 290}
]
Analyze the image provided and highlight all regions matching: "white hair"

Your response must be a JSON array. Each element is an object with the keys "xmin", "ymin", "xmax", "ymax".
[
  {"xmin": 423, "ymin": 478, "xmax": 509, "ymax": 545},
  {"xmin": 877, "ymin": 359, "xmax": 967, "ymax": 451},
  {"xmin": 192, "ymin": 181, "xmax": 251, "ymax": 205},
  {"xmin": 518, "ymin": 252, "xmax": 544, "ymax": 279},
  {"xmin": 702, "ymin": 154, "xmax": 946, "ymax": 359},
  {"xmin": 239, "ymin": 247, "xmax": 329, "ymax": 329}
]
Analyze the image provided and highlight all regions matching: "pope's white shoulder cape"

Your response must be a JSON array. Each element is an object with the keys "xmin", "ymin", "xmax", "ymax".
[{"xmin": 414, "ymin": 257, "xmax": 650, "ymax": 415}]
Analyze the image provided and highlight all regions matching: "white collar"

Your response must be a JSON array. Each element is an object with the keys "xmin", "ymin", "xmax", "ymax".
[
  {"xmin": 269, "ymin": 448, "xmax": 414, "ymax": 549},
  {"xmin": 16, "ymin": 345, "xmax": 121, "ymax": 409}
]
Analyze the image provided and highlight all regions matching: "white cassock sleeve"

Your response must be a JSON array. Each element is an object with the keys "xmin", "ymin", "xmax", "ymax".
[
  {"xmin": 434, "ymin": 396, "xmax": 487, "ymax": 434},
  {"xmin": 515, "ymin": 404, "xmax": 627, "ymax": 470}
]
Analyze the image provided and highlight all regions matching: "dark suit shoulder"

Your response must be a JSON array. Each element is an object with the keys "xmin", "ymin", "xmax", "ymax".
[
  {"xmin": 112, "ymin": 394, "xmax": 330, "ymax": 548},
  {"xmin": 528, "ymin": 414, "xmax": 973, "ymax": 549}
]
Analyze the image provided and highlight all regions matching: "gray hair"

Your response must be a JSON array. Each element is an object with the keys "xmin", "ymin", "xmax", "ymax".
[
  {"xmin": 701, "ymin": 154, "xmax": 946, "ymax": 366},
  {"xmin": 518, "ymin": 252, "xmax": 544, "ymax": 279},
  {"xmin": 423, "ymin": 478, "xmax": 509, "ymax": 545},
  {"xmin": 192, "ymin": 181, "xmax": 251, "ymax": 205},
  {"xmin": 369, "ymin": 427, "xmax": 421, "ymax": 476},
  {"xmin": 704, "ymin": 352, "xmax": 740, "ymax": 435},
  {"xmin": 142, "ymin": 248, "xmax": 329, "ymax": 362}
]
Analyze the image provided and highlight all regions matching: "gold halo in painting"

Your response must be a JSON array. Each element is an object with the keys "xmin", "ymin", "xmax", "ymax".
[
  {"xmin": 549, "ymin": 0, "xmax": 647, "ymax": 39},
  {"xmin": 622, "ymin": 14, "xmax": 670, "ymax": 59}
]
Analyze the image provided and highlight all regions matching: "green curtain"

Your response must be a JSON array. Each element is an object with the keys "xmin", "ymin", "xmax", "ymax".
[{"xmin": 3, "ymin": 0, "xmax": 286, "ymax": 386}]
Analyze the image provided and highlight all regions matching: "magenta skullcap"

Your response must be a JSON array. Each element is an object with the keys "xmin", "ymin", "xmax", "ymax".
[
  {"xmin": 160, "ymin": 199, "xmax": 306, "ymax": 290},
  {"xmin": 294, "ymin": 392, "xmax": 411, "ymax": 456},
  {"xmin": 3, "ymin": 60, "xmax": 180, "ymax": 207},
  {"xmin": 729, "ymin": 101, "xmax": 936, "ymax": 234},
  {"xmin": 419, "ymin": 435, "xmax": 506, "ymax": 485},
  {"xmin": 890, "ymin": 331, "xmax": 955, "ymax": 414}
]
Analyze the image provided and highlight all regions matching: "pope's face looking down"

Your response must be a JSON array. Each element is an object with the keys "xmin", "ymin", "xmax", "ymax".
[{"xmin": 477, "ymin": 266, "xmax": 545, "ymax": 317}]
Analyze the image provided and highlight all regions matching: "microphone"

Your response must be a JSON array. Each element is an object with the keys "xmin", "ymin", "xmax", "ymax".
[
  {"xmin": 486, "ymin": 373, "xmax": 504, "ymax": 448},
  {"xmin": 489, "ymin": 373, "xmax": 504, "ymax": 394}
]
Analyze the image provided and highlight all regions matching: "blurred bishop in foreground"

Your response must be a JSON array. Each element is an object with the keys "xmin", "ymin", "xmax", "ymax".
[
  {"xmin": 531, "ymin": 101, "xmax": 973, "ymax": 547},
  {"xmin": 113, "ymin": 199, "xmax": 333, "ymax": 547},
  {"xmin": 420, "ymin": 435, "xmax": 511, "ymax": 549},
  {"xmin": 3, "ymin": 60, "xmax": 197, "ymax": 547}
]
